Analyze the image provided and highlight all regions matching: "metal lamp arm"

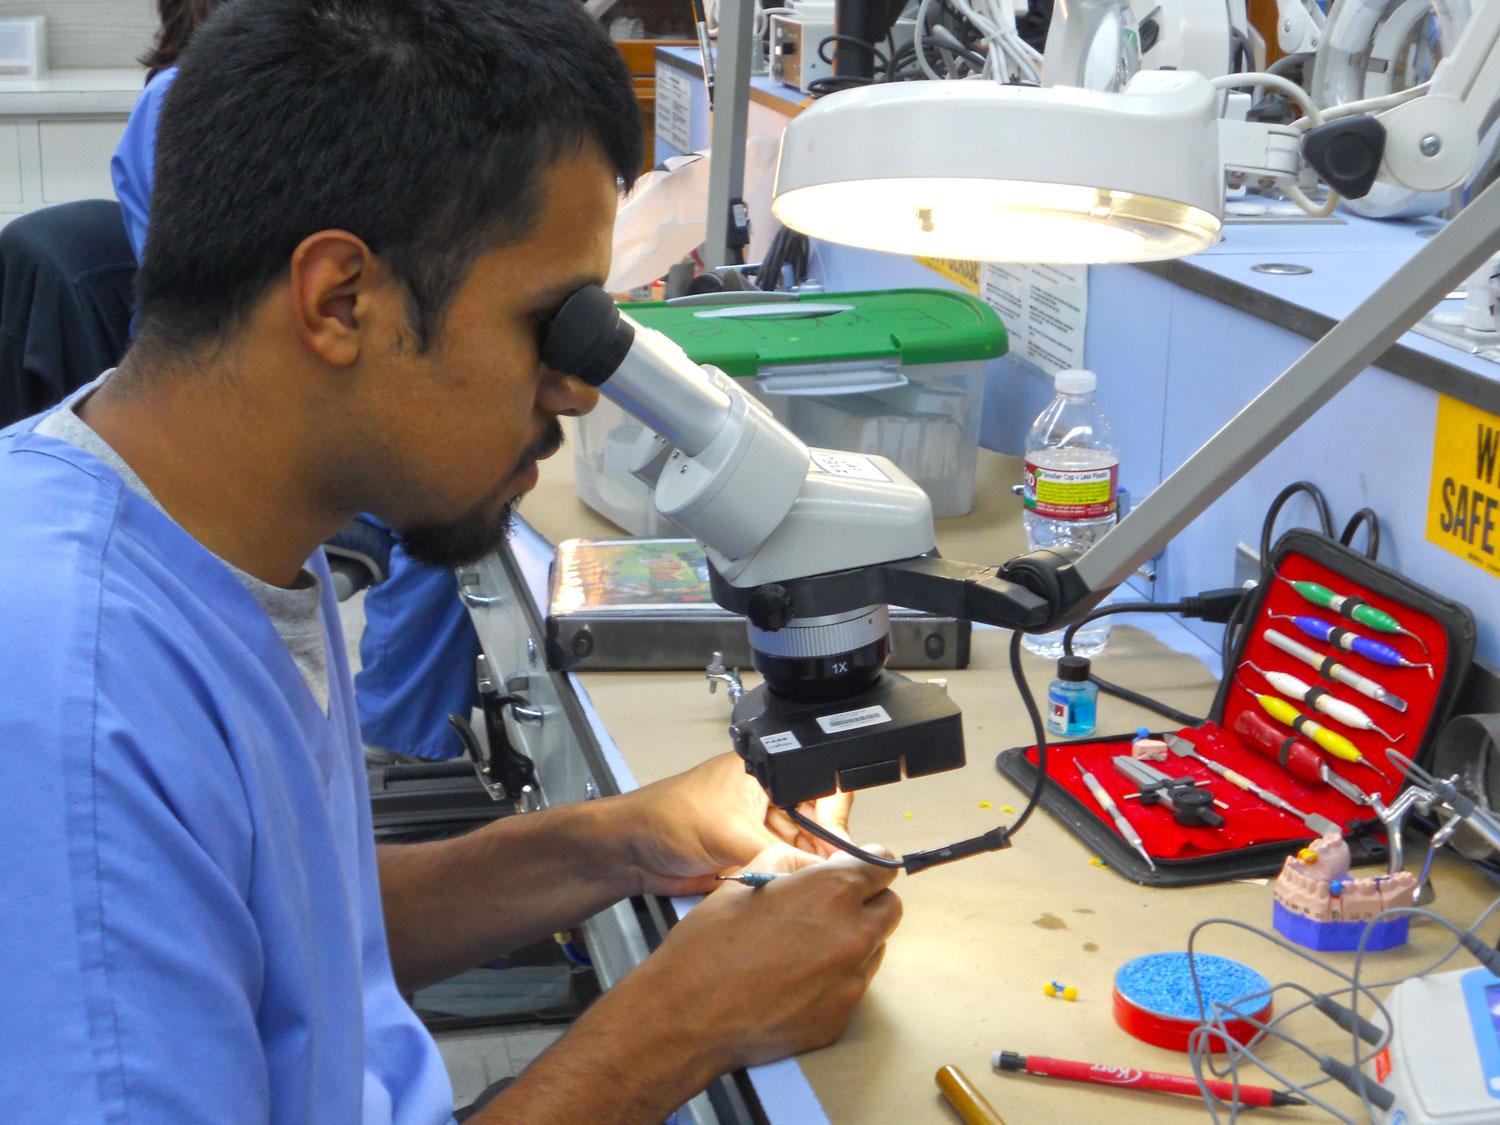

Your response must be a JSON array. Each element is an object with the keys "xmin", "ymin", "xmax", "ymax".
[{"xmin": 1071, "ymin": 171, "xmax": 1500, "ymax": 600}]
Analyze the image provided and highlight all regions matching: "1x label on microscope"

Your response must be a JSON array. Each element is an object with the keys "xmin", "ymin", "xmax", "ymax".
[{"xmin": 815, "ymin": 705, "xmax": 893, "ymax": 734}]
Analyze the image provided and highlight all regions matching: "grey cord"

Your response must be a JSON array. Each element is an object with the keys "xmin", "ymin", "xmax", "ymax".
[{"xmin": 1169, "ymin": 890, "xmax": 1500, "ymax": 1124}]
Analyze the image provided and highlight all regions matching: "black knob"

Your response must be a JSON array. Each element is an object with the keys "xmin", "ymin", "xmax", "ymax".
[{"xmin": 746, "ymin": 584, "xmax": 793, "ymax": 631}]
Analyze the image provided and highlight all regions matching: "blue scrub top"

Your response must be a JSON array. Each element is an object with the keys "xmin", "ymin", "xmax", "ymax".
[
  {"xmin": 110, "ymin": 67, "xmax": 174, "ymax": 263},
  {"xmin": 0, "ymin": 412, "xmax": 455, "ymax": 1121}
]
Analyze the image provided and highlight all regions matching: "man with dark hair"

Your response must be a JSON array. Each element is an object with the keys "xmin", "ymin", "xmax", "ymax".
[{"xmin": 0, "ymin": 0, "xmax": 901, "ymax": 1121}]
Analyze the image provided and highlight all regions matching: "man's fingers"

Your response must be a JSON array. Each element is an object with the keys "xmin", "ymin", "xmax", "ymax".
[
  {"xmin": 745, "ymin": 841, "xmax": 823, "ymax": 875},
  {"xmin": 810, "ymin": 792, "xmax": 853, "ymax": 837},
  {"xmin": 863, "ymin": 886, "xmax": 903, "ymax": 944},
  {"xmin": 824, "ymin": 846, "xmax": 901, "ymax": 896}
]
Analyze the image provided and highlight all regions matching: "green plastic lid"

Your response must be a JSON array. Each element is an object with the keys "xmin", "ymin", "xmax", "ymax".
[{"xmin": 622, "ymin": 289, "xmax": 1007, "ymax": 377}]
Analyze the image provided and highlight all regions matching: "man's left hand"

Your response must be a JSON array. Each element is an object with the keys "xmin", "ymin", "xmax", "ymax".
[{"xmin": 617, "ymin": 753, "xmax": 853, "ymax": 897}]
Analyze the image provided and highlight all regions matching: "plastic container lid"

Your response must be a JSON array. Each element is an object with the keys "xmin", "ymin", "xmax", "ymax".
[
  {"xmin": 1113, "ymin": 952, "xmax": 1272, "ymax": 1053},
  {"xmin": 1054, "ymin": 368, "xmax": 1096, "ymax": 394},
  {"xmin": 622, "ymin": 289, "xmax": 1007, "ymax": 376},
  {"xmin": 1055, "ymin": 655, "xmax": 1091, "ymax": 682}
]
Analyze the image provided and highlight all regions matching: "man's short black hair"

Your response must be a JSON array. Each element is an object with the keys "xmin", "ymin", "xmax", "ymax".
[{"xmin": 135, "ymin": 0, "xmax": 643, "ymax": 354}]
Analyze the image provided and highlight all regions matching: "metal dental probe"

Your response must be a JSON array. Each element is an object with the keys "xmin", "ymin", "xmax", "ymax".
[
  {"xmin": 1077, "ymin": 766, "xmax": 1156, "ymax": 871},
  {"xmin": 1164, "ymin": 734, "xmax": 1341, "ymax": 836}
]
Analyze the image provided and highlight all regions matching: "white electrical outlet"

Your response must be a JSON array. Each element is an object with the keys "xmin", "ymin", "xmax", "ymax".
[{"xmin": 0, "ymin": 17, "xmax": 46, "ymax": 78}]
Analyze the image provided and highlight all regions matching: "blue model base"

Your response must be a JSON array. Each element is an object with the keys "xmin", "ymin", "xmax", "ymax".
[{"xmin": 1273, "ymin": 901, "xmax": 1410, "ymax": 951}]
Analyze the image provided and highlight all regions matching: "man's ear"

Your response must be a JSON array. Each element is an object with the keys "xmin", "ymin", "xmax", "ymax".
[{"xmin": 288, "ymin": 230, "xmax": 381, "ymax": 367}]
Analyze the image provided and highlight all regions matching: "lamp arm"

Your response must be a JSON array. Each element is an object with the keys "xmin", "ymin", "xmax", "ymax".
[
  {"xmin": 1070, "ymin": 168, "xmax": 1500, "ymax": 597},
  {"xmin": 1274, "ymin": 0, "xmax": 1324, "ymax": 55},
  {"xmin": 1349, "ymin": 0, "xmax": 1500, "ymax": 193},
  {"xmin": 1217, "ymin": 116, "xmax": 1302, "ymax": 181}
]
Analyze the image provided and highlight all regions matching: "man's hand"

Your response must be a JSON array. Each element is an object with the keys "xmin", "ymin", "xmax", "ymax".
[
  {"xmin": 478, "ymin": 842, "xmax": 903, "ymax": 1122},
  {"xmin": 617, "ymin": 752, "xmax": 856, "ymax": 896},
  {"xmin": 638, "ymin": 842, "xmax": 903, "ymax": 1069}
]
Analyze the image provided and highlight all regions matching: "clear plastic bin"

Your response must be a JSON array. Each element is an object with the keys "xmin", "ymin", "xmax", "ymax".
[
  {"xmin": 753, "ymin": 359, "xmax": 984, "ymax": 518},
  {"xmin": 573, "ymin": 356, "xmax": 985, "ymax": 535},
  {"xmin": 571, "ymin": 289, "xmax": 1004, "ymax": 533}
]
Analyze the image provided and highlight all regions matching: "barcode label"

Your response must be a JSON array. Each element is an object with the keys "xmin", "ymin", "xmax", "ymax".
[{"xmin": 816, "ymin": 705, "xmax": 892, "ymax": 734}]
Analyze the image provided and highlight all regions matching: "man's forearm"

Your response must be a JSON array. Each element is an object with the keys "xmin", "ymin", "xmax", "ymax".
[
  {"xmin": 467, "ymin": 973, "xmax": 725, "ymax": 1125},
  {"xmin": 378, "ymin": 797, "xmax": 646, "ymax": 992}
]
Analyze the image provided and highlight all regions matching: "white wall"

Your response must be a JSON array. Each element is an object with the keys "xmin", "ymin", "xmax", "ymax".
[{"xmin": 5, "ymin": 0, "xmax": 155, "ymax": 70}]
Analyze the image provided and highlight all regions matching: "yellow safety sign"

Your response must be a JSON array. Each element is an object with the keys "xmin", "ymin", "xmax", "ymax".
[
  {"xmin": 1427, "ymin": 393, "xmax": 1500, "ymax": 579},
  {"xmin": 916, "ymin": 257, "xmax": 980, "ymax": 295}
]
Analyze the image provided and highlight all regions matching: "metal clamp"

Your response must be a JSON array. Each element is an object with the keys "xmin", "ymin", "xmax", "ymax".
[
  {"xmin": 462, "ymin": 655, "xmax": 541, "ymax": 810},
  {"xmin": 457, "ymin": 572, "xmax": 501, "ymax": 608},
  {"xmin": 705, "ymin": 651, "xmax": 743, "ymax": 704},
  {"xmin": 1382, "ymin": 750, "xmax": 1500, "ymax": 905},
  {"xmin": 502, "ymin": 674, "xmax": 545, "ymax": 725}
]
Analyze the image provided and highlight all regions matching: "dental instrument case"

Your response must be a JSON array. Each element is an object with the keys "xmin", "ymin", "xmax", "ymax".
[
  {"xmin": 998, "ymin": 529, "xmax": 1476, "ymax": 886},
  {"xmin": 545, "ymin": 536, "xmax": 970, "ymax": 672}
]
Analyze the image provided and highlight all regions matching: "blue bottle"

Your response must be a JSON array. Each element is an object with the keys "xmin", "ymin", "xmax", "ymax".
[{"xmin": 1047, "ymin": 655, "xmax": 1098, "ymax": 737}]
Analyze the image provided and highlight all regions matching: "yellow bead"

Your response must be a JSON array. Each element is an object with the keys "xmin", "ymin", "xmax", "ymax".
[
  {"xmin": 1063, "ymin": 987, "xmax": 1078, "ymax": 1001},
  {"xmin": 1297, "ymin": 847, "xmax": 1318, "ymax": 864},
  {"xmin": 1044, "ymin": 983, "xmax": 1057, "ymax": 997},
  {"xmin": 979, "ymin": 801, "xmax": 993, "ymax": 808}
]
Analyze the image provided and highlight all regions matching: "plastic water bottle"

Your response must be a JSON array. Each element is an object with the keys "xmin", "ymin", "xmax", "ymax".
[{"xmin": 1021, "ymin": 368, "xmax": 1118, "ymax": 659}]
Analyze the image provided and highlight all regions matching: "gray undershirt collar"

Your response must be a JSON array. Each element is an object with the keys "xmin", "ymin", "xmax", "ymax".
[{"xmin": 34, "ymin": 375, "xmax": 331, "ymax": 712}]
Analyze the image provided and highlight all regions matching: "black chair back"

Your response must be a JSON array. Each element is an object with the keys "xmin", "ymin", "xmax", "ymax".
[{"xmin": 0, "ymin": 200, "xmax": 136, "ymax": 427}]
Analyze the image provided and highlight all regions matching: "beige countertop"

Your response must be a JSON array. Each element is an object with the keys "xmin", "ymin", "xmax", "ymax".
[{"xmin": 515, "ymin": 421, "xmax": 1497, "ymax": 1123}]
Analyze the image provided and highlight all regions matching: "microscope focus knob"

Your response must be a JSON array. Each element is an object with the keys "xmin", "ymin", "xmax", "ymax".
[{"xmin": 746, "ymin": 584, "xmax": 794, "ymax": 631}]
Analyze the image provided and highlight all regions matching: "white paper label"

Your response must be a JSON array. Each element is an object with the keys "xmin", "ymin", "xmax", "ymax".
[
  {"xmin": 979, "ymin": 262, "xmax": 1088, "ymax": 376},
  {"xmin": 759, "ymin": 731, "xmax": 802, "ymax": 752},
  {"xmin": 655, "ymin": 66, "xmax": 693, "ymax": 155},
  {"xmin": 816, "ymin": 705, "xmax": 893, "ymax": 734},
  {"xmin": 810, "ymin": 450, "xmax": 891, "ymax": 482}
]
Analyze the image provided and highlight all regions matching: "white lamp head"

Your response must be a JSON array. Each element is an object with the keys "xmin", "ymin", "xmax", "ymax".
[{"xmin": 771, "ymin": 70, "xmax": 1225, "ymax": 264}]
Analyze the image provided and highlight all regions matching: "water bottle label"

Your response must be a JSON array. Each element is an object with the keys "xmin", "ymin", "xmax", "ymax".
[{"xmin": 1023, "ymin": 460, "xmax": 1118, "ymax": 519}]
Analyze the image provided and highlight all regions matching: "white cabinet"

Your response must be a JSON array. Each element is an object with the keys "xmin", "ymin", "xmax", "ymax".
[{"xmin": 0, "ymin": 67, "xmax": 141, "ymax": 224}]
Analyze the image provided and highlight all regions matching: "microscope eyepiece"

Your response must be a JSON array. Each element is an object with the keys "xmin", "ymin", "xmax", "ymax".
[{"xmin": 539, "ymin": 284, "xmax": 635, "ymax": 387}]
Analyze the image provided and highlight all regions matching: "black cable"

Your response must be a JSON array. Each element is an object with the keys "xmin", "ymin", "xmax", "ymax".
[
  {"xmin": 1339, "ymin": 507, "xmax": 1381, "ymax": 560},
  {"xmin": 816, "ymin": 34, "xmax": 888, "ymax": 71},
  {"xmin": 806, "ymin": 74, "xmax": 874, "ymax": 97},
  {"xmin": 1007, "ymin": 626, "xmax": 1049, "ymax": 838},
  {"xmin": 777, "ymin": 631, "xmax": 1047, "ymax": 875},
  {"xmin": 783, "ymin": 807, "xmax": 903, "ymax": 868},
  {"xmin": 1228, "ymin": 26, "xmax": 1254, "ymax": 74},
  {"xmin": 1063, "ymin": 601, "xmax": 1207, "ymax": 727},
  {"xmin": 1224, "ymin": 480, "xmax": 1335, "ymax": 677}
]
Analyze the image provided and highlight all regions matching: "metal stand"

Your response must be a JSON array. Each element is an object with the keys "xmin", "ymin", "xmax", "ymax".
[{"xmin": 704, "ymin": 0, "xmax": 755, "ymax": 269}]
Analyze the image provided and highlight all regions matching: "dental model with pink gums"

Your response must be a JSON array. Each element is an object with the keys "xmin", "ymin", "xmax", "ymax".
[{"xmin": 1273, "ymin": 832, "xmax": 1417, "ymax": 951}]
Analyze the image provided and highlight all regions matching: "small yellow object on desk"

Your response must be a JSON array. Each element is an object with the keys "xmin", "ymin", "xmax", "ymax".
[
  {"xmin": 979, "ymin": 800, "xmax": 993, "ymax": 808},
  {"xmin": 935, "ymin": 1065, "xmax": 1008, "ymax": 1125},
  {"xmin": 1043, "ymin": 981, "xmax": 1078, "ymax": 1001}
]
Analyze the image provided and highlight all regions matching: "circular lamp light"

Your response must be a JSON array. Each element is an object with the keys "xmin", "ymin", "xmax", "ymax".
[{"xmin": 772, "ymin": 71, "xmax": 1224, "ymax": 264}]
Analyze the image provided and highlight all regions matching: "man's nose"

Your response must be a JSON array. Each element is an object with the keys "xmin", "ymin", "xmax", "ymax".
[{"xmin": 538, "ymin": 367, "xmax": 599, "ymax": 418}]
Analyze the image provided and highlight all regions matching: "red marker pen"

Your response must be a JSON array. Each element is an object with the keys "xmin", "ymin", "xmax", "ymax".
[{"xmin": 992, "ymin": 1051, "xmax": 1305, "ymax": 1108}]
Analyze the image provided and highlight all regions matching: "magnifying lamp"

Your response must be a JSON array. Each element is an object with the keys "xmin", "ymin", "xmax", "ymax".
[{"xmin": 770, "ymin": 72, "xmax": 1223, "ymax": 263}]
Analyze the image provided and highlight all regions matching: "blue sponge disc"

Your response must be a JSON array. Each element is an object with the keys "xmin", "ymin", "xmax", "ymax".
[{"xmin": 1114, "ymin": 952, "xmax": 1272, "ymax": 1051}]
